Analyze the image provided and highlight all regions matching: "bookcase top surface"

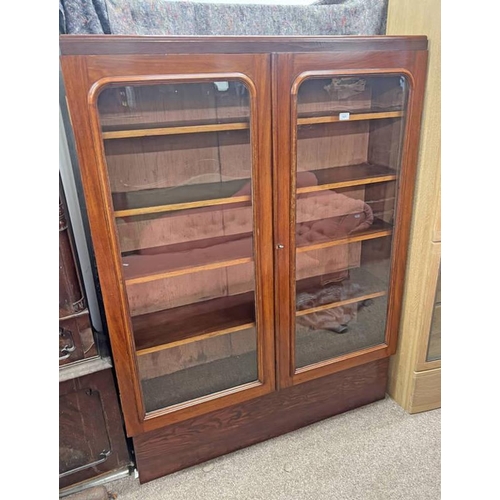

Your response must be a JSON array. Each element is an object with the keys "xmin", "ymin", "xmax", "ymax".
[{"xmin": 59, "ymin": 35, "xmax": 428, "ymax": 56}]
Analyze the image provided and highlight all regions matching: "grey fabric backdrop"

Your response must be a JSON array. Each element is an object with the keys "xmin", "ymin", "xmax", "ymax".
[{"xmin": 59, "ymin": 0, "xmax": 388, "ymax": 36}]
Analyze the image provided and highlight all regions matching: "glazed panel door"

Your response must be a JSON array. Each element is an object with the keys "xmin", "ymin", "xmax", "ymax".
[
  {"xmin": 273, "ymin": 50, "xmax": 427, "ymax": 387},
  {"xmin": 61, "ymin": 54, "xmax": 275, "ymax": 435}
]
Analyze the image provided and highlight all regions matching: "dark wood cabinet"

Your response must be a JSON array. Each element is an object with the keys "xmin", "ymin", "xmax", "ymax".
[
  {"xmin": 59, "ymin": 182, "xmax": 132, "ymax": 490},
  {"xmin": 60, "ymin": 35, "xmax": 428, "ymax": 483},
  {"xmin": 59, "ymin": 370, "xmax": 132, "ymax": 489},
  {"xmin": 59, "ymin": 195, "xmax": 97, "ymax": 365}
]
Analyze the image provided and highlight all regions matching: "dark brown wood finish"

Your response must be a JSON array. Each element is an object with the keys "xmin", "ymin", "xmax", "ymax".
[
  {"xmin": 60, "ymin": 312, "xmax": 97, "ymax": 365},
  {"xmin": 59, "ymin": 191, "xmax": 99, "ymax": 364},
  {"xmin": 59, "ymin": 198, "xmax": 85, "ymax": 318},
  {"xmin": 59, "ymin": 369, "xmax": 131, "ymax": 489},
  {"xmin": 133, "ymin": 292, "xmax": 255, "ymax": 353},
  {"xmin": 133, "ymin": 358, "xmax": 389, "ymax": 483},
  {"xmin": 61, "ymin": 52, "xmax": 275, "ymax": 436},
  {"xmin": 60, "ymin": 35, "xmax": 427, "ymax": 55},
  {"xmin": 274, "ymin": 50, "xmax": 428, "ymax": 388}
]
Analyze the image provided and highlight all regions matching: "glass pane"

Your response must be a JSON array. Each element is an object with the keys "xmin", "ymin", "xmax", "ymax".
[
  {"xmin": 97, "ymin": 81, "xmax": 259, "ymax": 411},
  {"xmin": 426, "ymin": 266, "xmax": 441, "ymax": 362},
  {"xmin": 138, "ymin": 327, "xmax": 257, "ymax": 412},
  {"xmin": 294, "ymin": 75, "xmax": 408, "ymax": 370}
]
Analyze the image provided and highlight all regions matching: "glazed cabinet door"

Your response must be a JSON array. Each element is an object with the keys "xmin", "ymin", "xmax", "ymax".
[
  {"xmin": 273, "ymin": 50, "xmax": 427, "ymax": 387},
  {"xmin": 61, "ymin": 54, "xmax": 275, "ymax": 435}
]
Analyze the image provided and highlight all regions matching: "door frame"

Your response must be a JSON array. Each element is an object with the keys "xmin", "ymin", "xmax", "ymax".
[
  {"xmin": 61, "ymin": 53, "xmax": 275, "ymax": 436},
  {"xmin": 272, "ymin": 50, "xmax": 428, "ymax": 388}
]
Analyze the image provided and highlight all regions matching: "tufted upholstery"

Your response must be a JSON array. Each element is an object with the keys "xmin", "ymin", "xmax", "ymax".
[{"xmin": 122, "ymin": 172, "xmax": 373, "ymax": 315}]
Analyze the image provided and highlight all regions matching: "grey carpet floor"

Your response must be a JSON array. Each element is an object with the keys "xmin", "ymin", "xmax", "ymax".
[{"xmin": 105, "ymin": 397, "xmax": 440, "ymax": 500}]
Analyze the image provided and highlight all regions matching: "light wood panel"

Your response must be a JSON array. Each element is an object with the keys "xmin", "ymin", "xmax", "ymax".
[
  {"xmin": 104, "ymin": 133, "xmax": 222, "ymax": 193},
  {"xmin": 409, "ymin": 368, "xmax": 441, "ymax": 413},
  {"xmin": 114, "ymin": 195, "xmax": 251, "ymax": 218},
  {"xmin": 296, "ymin": 163, "xmax": 397, "ymax": 194},
  {"xmin": 297, "ymin": 110, "xmax": 402, "ymax": 126},
  {"xmin": 296, "ymin": 219, "xmax": 392, "ymax": 253},
  {"xmin": 297, "ymin": 120, "xmax": 370, "ymax": 171},
  {"xmin": 136, "ymin": 326, "xmax": 256, "ymax": 379},
  {"xmin": 386, "ymin": 0, "xmax": 441, "ymax": 413},
  {"xmin": 126, "ymin": 256, "xmax": 253, "ymax": 284},
  {"xmin": 102, "ymin": 122, "xmax": 249, "ymax": 140}
]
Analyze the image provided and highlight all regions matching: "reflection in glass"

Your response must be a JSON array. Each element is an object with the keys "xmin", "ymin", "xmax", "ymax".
[
  {"xmin": 97, "ymin": 81, "xmax": 259, "ymax": 411},
  {"xmin": 294, "ymin": 75, "xmax": 408, "ymax": 369},
  {"xmin": 138, "ymin": 327, "xmax": 257, "ymax": 412},
  {"xmin": 426, "ymin": 266, "xmax": 441, "ymax": 362}
]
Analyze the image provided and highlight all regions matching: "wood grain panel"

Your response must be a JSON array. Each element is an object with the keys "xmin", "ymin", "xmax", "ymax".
[
  {"xmin": 133, "ymin": 358, "xmax": 389, "ymax": 483},
  {"xmin": 60, "ymin": 35, "xmax": 428, "ymax": 56},
  {"xmin": 132, "ymin": 291, "xmax": 255, "ymax": 352},
  {"xmin": 59, "ymin": 370, "xmax": 131, "ymax": 489},
  {"xmin": 116, "ymin": 208, "xmax": 227, "ymax": 253},
  {"xmin": 136, "ymin": 326, "xmax": 256, "ymax": 380},
  {"xmin": 126, "ymin": 267, "xmax": 230, "ymax": 316},
  {"xmin": 297, "ymin": 110, "xmax": 402, "ymax": 125},
  {"xmin": 386, "ymin": 0, "xmax": 441, "ymax": 413},
  {"xmin": 103, "ymin": 122, "xmax": 248, "ymax": 139},
  {"xmin": 103, "ymin": 133, "xmax": 222, "ymax": 193},
  {"xmin": 218, "ymin": 129, "xmax": 253, "ymax": 180},
  {"xmin": 409, "ymin": 368, "xmax": 441, "ymax": 413},
  {"xmin": 297, "ymin": 120, "xmax": 370, "ymax": 170},
  {"xmin": 368, "ymin": 118, "xmax": 407, "ymax": 169}
]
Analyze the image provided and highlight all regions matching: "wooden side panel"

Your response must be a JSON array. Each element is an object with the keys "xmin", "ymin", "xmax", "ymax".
[
  {"xmin": 104, "ymin": 134, "xmax": 222, "ymax": 193},
  {"xmin": 133, "ymin": 358, "xmax": 389, "ymax": 483},
  {"xmin": 385, "ymin": 0, "xmax": 441, "ymax": 412},
  {"xmin": 59, "ymin": 369, "xmax": 131, "ymax": 489},
  {"xmin": 409, "ymin": 368, "xmax": 441, "ymax": 413}
]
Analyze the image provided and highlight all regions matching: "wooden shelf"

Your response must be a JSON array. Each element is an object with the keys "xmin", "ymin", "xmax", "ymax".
[
  {"xmin": 296, "ymin": 290, "xmax": 386, "ymax": 317},
  {"xmin": 123, "ymin": 233, "xmax": 253, "ymax": 285},
  {"xmin": 133, "ymin": 264, "xmax": 389, "ymax": 356},
  {"xmin": 297, "ymin": 110, "xmax": 403, "ymax": 126},
  {"xmin": 101, "ymin": 108, "xmax": 400, "ymax": 141},
  {"xmin": 114, "ymin": 194, "xmax": 250, "ymax": 218},
  {"xmin": 297, "ymin": 163, "xmax": 397, "ymax": 194},
  {"xmin": 113, "ymin": 178, "xmax": 251, "ymax": 218},
  {"xmin": 126, "ymin": 257, "xmax": 253, "ymax": 284},
  {"xmin": 122, "ymin": 218, "xmax": 390, "ymax": 285},
  {"xmin": 102, "ymin": 121, "xmax": 249, "ymax": 140},
  {"xmin": 295, "ymin": 266, "xmax": 389, "ymax": 317},
  {"xmin": 297, "ymin": 218, "xmax": 392, "ymax": 254},
  {"xmin": 133, "ymin": 292, "xmax": 255, "ymax": 356},
  {"xmin": 112, "ymin": 162, "xmax": 396, "ymax": 219}
]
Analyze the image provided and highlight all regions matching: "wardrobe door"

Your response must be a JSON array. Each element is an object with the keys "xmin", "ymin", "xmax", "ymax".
[
  {"xmin": 61, "ymin": 54, "xmax": 275, "ymax": 435},
  {"xmin": 273, "ymin": 51, "xmax": 427, "ymax": 387}
]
